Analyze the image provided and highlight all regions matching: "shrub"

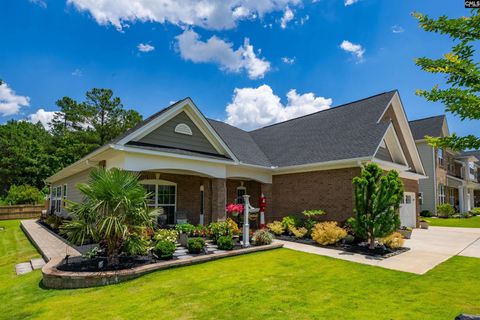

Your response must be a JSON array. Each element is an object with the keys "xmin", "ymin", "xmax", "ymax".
[
  {"xmin": 471, "ymin": 208, "xmax": 480, "ymax": 216},
  {"xmin": 289, "ymin": 226, "xmax": 308, "ymax": 239},
  {"xmin": 187, "ymin": 237, "xmax": 206, "ymax": 254},
  {"xmin": 437, "ymin": 204, "xmax": 455, "ymax": 218},
  {"xmin": 123, "ymin": 233, "xmax": 150, "ymax": 256},
  {"xmin": 302, "ymin": 209, "xmax": 326, "ymax": 218},
  {"xmin": 267, "ymin": 221, "xmax": 284, "ymax": 235},
  {"xmin": 311, "ymin": 222, "xmax": 347, "ymax": 245},
  {"xmin": 350, "ymin": 163, "xmax": 403, "ymax": 249},
  {"xmin": 420, "ymin": 210, "xmax": 433, "ymax": 217},
  {"xmin": 217, "ymin": 235, "xmax": 235, "ymax": 250},
  {"xmin": 45, "ymin": 215, "xmax": 63, "ymax": 230},
  {"xmin": 4, "ymin": 184, "xmax": 44, "ymax": 205},
  {"xmin": 281, "ymin": 215, "xmax": 301, "ymax": 230},
  {"xmin": 208, "ymin": 221, "xmax": 235, "ymax": 243},
  {"xmin": 153, "ymin": 240, "xmax": 176, "ymax": 260},
  {"xmin": 154, "ymin": 229, "xmax": 178, "ymax": 244},
  {"xmin": 175, "ymin": 223, "xmax": 195, "ymax": 235},
  {"xmin": 380, "ymin": 232, "xmax": 404, "ymax": 249},
  {"xmin": 343, "ymin": 234, "xmax": 355, "ymax": 244},
  {"xmin": 252, "ymin": 229, "xmax": 273, "ymax": 245},
  {"xmin": 226, "ymin": 218, "xmax": 240, "ymax": 235}
]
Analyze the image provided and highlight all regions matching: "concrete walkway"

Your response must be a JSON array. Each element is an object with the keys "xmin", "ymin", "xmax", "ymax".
[
  {"xmin": 276, "ymin": 226, "xmax": 480, "ymax": 275},
  {"xmin": 21, "ymin": 220, "xmax": 83, "ymax": 261}
]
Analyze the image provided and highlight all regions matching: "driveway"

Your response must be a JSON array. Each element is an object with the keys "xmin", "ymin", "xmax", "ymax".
[{"xmin": 276, "ymin": 226, "xmax": 480, "ymax": 274}]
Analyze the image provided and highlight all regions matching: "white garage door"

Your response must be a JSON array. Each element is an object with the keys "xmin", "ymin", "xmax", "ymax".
[{"xmin": 399, "ymin": 192, "xmax": 416, "ymax": 228}]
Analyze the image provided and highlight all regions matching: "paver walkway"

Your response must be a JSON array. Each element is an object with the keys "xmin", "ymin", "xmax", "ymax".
[
  {"xmin": 21, "ymin": 220, "xmax": 83, "ymax": 261},
  {"xmin": 275, "ymin": 226, "xmax": 480, "ymax": 275}
]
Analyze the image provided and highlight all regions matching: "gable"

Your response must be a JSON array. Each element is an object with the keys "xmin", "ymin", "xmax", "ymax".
[
  {"xmin": 133, "ymin": 111, "xmax": 220, "ymax": 155},
  {"xmin": 375, "ymin": 140, "xmax": 393, "ymax": 162},
  {"xmin": 374, "ymin": 125, "xmax": 408, "ymax": 166}
]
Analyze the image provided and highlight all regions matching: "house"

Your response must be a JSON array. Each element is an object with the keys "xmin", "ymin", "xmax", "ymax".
[
  {"xmin": 409, "ymin": 115, "xmax": 480, "ymax": 214},
  {"xmin": 46, "ymin": 90, "xmax": 426, "ymax": 228}
]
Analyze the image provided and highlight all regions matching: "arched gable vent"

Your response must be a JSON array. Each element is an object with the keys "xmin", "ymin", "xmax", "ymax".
[{"xmin": 174, "ymin": 123, "xmax": 193, "ymax": 136}]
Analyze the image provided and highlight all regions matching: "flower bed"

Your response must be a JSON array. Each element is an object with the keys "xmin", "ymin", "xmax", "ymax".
[{"xmin": 276, "ymin": 235, "xmax": 410, "ymax": 258}]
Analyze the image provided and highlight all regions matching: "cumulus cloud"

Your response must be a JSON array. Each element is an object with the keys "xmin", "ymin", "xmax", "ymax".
[
  {"xmin": 281, "ymin": 56, "xmax": 295, "ymax": 64},
  {"xmin": 340, "ymin": 40, "xmax": 365, "ymax": 62},
  {"xmin": 67, "ymin": 0, "xmax": 302, "ymax": 31},
  {"xmin": 29, "ymin": 0, "xmax": 47, "ymax": 8},
  {"xmin": 344, "ymin": 0, "xmax": 359, "ymax": 6},
  {"xmin": 225, "ymin": 84, "xmax": 332, "ymax": 130},
  {"xmin": 176, "ymin": 29, "xmax": 270, "ymax": 79},
  {"xmin": 280, "ymin": 7, "xmax": 294, "ymax": 29},
  {"xmin": 392, "ymin": 25, "xmax": 405, "ymax": 33},
  {"xmin": 27, "ymin": 109, "xmax": 56, "ymax": 130},
  {"xmin": 138, "ymin": 43, "xmax": 155, "ymax": 52},
  {"xmin": 0, "ymin": 81, "xmax": 30, "ymax": 116},
  {"xmin": 71, "ymin": 68, "xmax": 83, "ymax": 76}
]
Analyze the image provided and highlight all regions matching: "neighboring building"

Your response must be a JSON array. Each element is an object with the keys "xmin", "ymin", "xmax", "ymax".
[
  {"xmin": 409, "ymin": 116, "xmax": 480, "ymax": 214},
  {"xmin": 46, "ymin": 90, "xmax": 426, "ymax": 228}
]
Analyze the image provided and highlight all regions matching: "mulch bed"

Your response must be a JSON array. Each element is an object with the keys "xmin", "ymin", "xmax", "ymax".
[{"xmin": 276, "ymin": 235, "xmax": 410, "ymax": 258}]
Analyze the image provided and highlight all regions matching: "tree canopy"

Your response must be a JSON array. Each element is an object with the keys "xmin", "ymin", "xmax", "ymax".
[{"xmin": 413, "ymin": 9, "xmax": 480, "ymax": 150}]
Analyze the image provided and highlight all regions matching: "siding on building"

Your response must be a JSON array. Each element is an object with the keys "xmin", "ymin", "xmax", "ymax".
[
  {"xmin": 136, "ymin": 111, "xmax": 219, "ymax": 155},
  {"xmin": 416, "ymin": 141, "xmax": 436, "ymax": 214},
  {"xmin": 51, "ymin": 168, "xmax": 93, "ymax": 214}
]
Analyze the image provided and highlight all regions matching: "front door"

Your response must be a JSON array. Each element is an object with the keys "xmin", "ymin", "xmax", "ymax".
[{"xmin": 399, "ymin": 192, "xmax": 416, "ymax": 228}]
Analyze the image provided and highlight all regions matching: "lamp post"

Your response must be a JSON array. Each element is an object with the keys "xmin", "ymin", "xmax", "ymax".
[{"xmin": 242, "ymin": 194, "xmax": 250, "ymax": 247}]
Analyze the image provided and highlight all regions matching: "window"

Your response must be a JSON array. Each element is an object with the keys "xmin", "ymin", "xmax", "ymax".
[
  {"xmin": 236, "ymin": 186, "xmax": 247, "ymax": 204},
  {"xmin": 62, "ymin": 184, "xmax": 68, "ymax": 207},
  {"xmin": 449, "ymin": 188, "xmax": 455, "ymax": 206},
  {"xmin": 438, "ymin": 184, "xmax": 446, "ymax": 205},
  {"xmin": 438, "ymin": 148, "xmax": 444, "ymax": 167},
  {"xmin": 405, "ymin": 195, "xmax": 412, "ymax": 204},
  {"xmin": 50, "ymin": 186, "xmax": 62, "ymax": 213},
  {"xmin": 141, "ymin": 180, "xmax": 176, "ymax": 225}
]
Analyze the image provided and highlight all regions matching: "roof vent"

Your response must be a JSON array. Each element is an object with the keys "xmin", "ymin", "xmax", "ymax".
[{"xmin": 174, "ymin": 123, "xmax": 193, "ymax": 136}]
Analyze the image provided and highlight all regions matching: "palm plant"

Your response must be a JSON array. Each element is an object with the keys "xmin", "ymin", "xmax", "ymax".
[{"xmin": 61, "ymin": 168, "xmax": 157, "ymax": 265}]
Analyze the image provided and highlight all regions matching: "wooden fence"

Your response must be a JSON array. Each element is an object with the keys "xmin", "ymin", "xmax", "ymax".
[{"xmin": 0, "ymin": 204, "xmax": 47, "ymax": 220}]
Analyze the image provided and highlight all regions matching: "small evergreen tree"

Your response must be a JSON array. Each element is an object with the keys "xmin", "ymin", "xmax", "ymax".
[{"xmin": 350, "ymin": 163, "xmax": 403, "ymax": 249}]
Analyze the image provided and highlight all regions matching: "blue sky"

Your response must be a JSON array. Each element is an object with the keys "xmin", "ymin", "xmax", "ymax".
[{"xmin": 0, "ymin": 0, "xmax": 477, "ymax": 135}]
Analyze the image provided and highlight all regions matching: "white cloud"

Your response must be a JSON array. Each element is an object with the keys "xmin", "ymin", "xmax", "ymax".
[
  {"xmin": 175, "ymin": 29, "xmax": 270, "ymax": 79},
  {"xmin": 340, "ymin": 40, "xmax": 365, "ymax": 62},
  {"xmin": 71, "ymin": 68, "xmax": 83, "ymax": 76},
  {"xmin": 225, "ymin": 84, "xmax": 332, "ymax": 130},
  {"xmin": 344, "ymin": 0, "xmax": 359, "ymax": 6},
  {"xmin": 392, "ymin": 25, "xmax": 405, "ymax": 33},
  {"xmin": 29, "ymin": 0, "xmax": 47, "ymax": 8},
  {"xmin": 67, "ymin": 0, "xmax": 301, "ymax": 31},
  {"xmin": 281, "ymin": 56, "xmax": 295, "ymax": 64},
  {"xmin": 0, "ymin": 82, "xmax": 30, "ymax": 116},
  {"xmin": 138, "ymin": 43, "xmax": 155, "ymax": 52},
  {"xmin": 280, "ymin": 7, "xmax": 294, "ymax": 29},
  {"xmin": 27, "ymin": 109, "xmax": 56, "ymax": 130}
]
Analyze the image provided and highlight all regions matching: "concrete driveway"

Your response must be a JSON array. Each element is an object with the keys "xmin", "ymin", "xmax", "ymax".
[{"xmin": 276, "ymin": 226, "xmax": 480, "ymax": 274}]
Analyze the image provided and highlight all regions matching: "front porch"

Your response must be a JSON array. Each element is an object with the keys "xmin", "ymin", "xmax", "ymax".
[{"xmin": 136, "ymin": 170, "xmax": 271, "ymax": 227}]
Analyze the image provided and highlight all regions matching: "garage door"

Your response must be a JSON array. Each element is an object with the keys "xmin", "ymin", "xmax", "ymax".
[{"xmin": 399, "ymin": 192, "xmax": 416, "ymax": 228}]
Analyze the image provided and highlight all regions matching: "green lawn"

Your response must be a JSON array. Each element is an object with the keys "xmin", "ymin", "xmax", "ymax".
[
  {"xmin": 1, "ymin": 220, "xmax": 480, "ymax": 320},
  {"xmin": 423, "ymin": 216, "xmax": 480, "ymax": 228}
]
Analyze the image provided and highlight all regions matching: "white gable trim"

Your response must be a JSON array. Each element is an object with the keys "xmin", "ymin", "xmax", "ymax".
[
  {"xmin": 373, "ymin": 123, "xmax": 409, "ymax": 166},
  {"xmin": 377, "ymin": 92, "xmax": 426, "ymax": 176},
  {"xmin": 116, "ymin": 98, "xmax": 239, "ymax": 162}
]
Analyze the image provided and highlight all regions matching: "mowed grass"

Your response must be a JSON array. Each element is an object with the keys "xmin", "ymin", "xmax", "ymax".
[
  {"xmin": 424, "ymin": 216, "xmax": 480, "ymax": 228},
  {"xmin": 1, "ymin": 220, "xmax": 479, "ymax": 320}
]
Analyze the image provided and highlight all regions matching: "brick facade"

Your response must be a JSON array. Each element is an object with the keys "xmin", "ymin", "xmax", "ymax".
[{"xmin": 270, "ymin": 167, "xmax": 361, "ymax": 223}]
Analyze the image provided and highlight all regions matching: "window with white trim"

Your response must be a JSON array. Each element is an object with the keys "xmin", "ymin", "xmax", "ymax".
[
  {"xmin": 438, "ymin": 184, "xmax": 446, "ymax": 205},
  {"xmin": 62, "ymin": 184, "xmax": 68, "ymax": 207},
  {"xmin": 236, "ymin": 186, "xmax": 247, "ymax": 204},
  {"xmin": 141, "ymin": 180, "xmax": 176, "ymax": 225},
  {"xmin": 50, "ymin": 186, "xmax": 62, "ymax": 213},
  {"xmin": 438, "ymin": 148, "xmax": 444, "ymax": 167}
]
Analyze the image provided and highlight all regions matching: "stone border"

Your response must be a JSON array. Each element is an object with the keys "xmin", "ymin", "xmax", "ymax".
[{"xmin": 42, "ymin": 243, "xmax": 283, "ymax": 289}]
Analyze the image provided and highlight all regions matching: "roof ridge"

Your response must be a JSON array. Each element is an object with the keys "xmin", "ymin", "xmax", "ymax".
[
  {"xmin": 409, "ymin": 114, "xmax": 445, "ymax": 123},
  {"xmin": 249, "ymin": 90, "xmax": 397, "ymax": 132}
]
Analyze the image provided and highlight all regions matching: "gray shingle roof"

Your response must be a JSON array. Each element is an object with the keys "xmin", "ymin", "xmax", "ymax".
[
  {"xmin": 207, "ymin": 119, "xmax": 272, "ymax": 167},
  {"xmin": 409, "ymin": 115, "xmax": 445, "ymax": 141},
  {"xmin": 248, "ymin": 91, "xmax": 396, "ymax": 167},
  {"xmin": 459, "ymin": 150, "xmax": 480, "ymax": 164}
]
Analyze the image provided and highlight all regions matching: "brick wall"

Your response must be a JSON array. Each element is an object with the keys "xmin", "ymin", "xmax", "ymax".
[{"xmin": 270, "ymin": 167, "xmax": 361, "ymax": 223}]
